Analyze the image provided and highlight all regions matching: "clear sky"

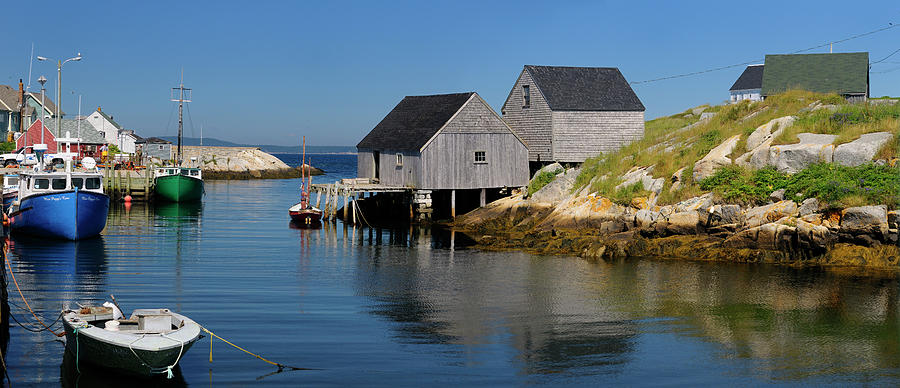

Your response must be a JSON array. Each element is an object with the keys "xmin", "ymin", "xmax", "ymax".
[{"xmin": 2, "ymin": 1, "xmax": 898, "ymax": 146}]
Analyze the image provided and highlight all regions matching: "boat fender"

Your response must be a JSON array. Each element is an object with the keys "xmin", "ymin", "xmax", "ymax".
[{"xmin": 102, "ymin": 301, "xmax": 124, "ymax": 320}]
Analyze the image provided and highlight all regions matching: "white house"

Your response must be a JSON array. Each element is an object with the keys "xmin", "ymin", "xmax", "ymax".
[
  {"xmin": 729, "ymin": 64, "xmax": 764, "ymax": 103},
  {"xmin": 85, "ymin": 107, "xmax": 138, "ymax": 153}
]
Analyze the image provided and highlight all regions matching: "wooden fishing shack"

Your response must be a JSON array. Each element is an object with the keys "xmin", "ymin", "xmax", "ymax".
[{"xmin": 325, "ymin": 92, "xmax": 529, "ymax": 222}]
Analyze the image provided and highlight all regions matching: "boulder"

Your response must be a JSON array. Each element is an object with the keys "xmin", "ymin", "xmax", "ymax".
[
  {"xmin": 700, "ymin": 112, "xmax": 716, "ymax": 121},
  {"xmin": 693, "ymin": 134, "xmax": 741, "ymax": 181},
  {"xmin": 530, "ymin": 168, "xmax": 579, "ymax": 204},
  {"xmin": 889, "ymin": 211, "xmax": 899, "ymax": 229},
  {"xmin": 840, "ymin": 205, "xmax": 888, "ymax": 239},
  {"xmin": 669, "ymin": 167, "xmax": 686, "ymax": 192},
  {"xmin": 615, "ymin": 166, "xmax": 663, "ymax": 194},
  {"xmin": 796, "ymin": 218, "xmax": 832, "ymax": 251},
  {"xmin": 531, "ymin": 162, "xmax": 563, "ymax": 180},
  {"xmin": 666, "ymin": 211, "xmax": 701, "ymax": 235},
  {"xmin": 746, "ymin": 116, "xmax": 795, "ymax": 151},
  {"xmin": 745, "ymin": 200, "xmax": 799, "ymax": 228},
  {"xmin": 799, "ymin": 198, "xmax": 820, "ymax": 217},
  {"xmin": 768, "ymin": 133, "xmax": 836, "ymax": 173},
  {"xmin": 833, "ymin": 132, "xmax": 895, "ymax": 167},
  {"xmin": 769, "ymin": 189, "xmax": 785, "ymax": 202},
  {"xmin": 706, "ymin": 204, "xmax": 743, "ymax": 227},
  {"xmin": 692, "ymin": 106, "xmax": 707, "ymax": 116},
  {"xmin": 673, "ymin": 193, "xmax": 715, "ymax": 213}
]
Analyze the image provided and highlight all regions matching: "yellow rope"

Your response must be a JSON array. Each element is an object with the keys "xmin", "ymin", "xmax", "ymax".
[
  {"xmin": 200, "ymin": 325, "xmax": 298, "ymax": 370},
  {"xmin": 5, "ymin": 253, "xmax": 65, "ymax": 337}
]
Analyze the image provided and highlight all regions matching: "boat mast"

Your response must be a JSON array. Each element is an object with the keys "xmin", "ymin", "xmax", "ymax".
[
  {"xmin": 301, "ymin": 136, "xmax": 306, "ymax": 206},
  {"xmin": 171, "ymin": 69, "xmax": 191, "ymax": 166}
]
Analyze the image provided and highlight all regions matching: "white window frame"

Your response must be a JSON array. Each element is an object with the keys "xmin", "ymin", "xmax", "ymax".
[
  {"xmin": 396, "ymin": 153, "xmax": 403, "ymax": 166},
  {"xmin": 474, "ymin": 150, "xmax": 487, "ymax": 164}
]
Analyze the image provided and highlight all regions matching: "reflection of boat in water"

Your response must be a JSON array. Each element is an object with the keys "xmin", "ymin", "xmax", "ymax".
[
  {"xmin": 153, "ymin": 201, "xmax": 203, "ymax": 220},
  {"xmin": 8, "ymin": 235, "xmax": 108, "ymax": 277},
  {"xmin": 60, "ymin": 345, "xmax": 187, "ymax": 387}
]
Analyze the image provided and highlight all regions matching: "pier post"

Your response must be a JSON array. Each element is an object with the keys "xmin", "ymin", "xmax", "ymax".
[
  {"xmin": 323, "ymin": 186, "xmax": 331, "ymax": 219},
  {"xmin": 316, "ymin": 190, "xmax": 322, "ymax": 209},
  {"xmin": 343, "ymin": 191, "xmax": 349, "ymax": 220},
  {"xmin": 480, "ymin": 188, "xmax": 486, "ymax": 207},
  {"xmin": 351, "ymin": 198, "xmax": 357, "ymax": 225},
  {"xmin": 451, "ymin": 189, "xmax": 456, "ymax": 218}
]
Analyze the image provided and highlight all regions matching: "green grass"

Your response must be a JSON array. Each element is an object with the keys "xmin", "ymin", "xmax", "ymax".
[
  {"xmin": 573, "ymin": 90, "xmax": 900, "ymax": 206},
  {"xmin": 699, "ymin": 163, "xmax": 900, "ymax": 209},
  {"xmin": 527, "ymin": 168, "xmax": 562, "ymax": 196}
]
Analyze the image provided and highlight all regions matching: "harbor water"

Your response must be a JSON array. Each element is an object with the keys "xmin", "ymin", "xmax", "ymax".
[{"xmin": 4, "ymin": 154, "xmax": 900, "ymax": 386}]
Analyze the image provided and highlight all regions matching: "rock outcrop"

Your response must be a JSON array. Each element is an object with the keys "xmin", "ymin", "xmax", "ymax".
[
  {"xmin": 833, "ymin": 132, "xmax": 894, "ymax": 167},
  {"xmin": 178, "ymin": 146, "xmax": 319, "ymax": 179},
  {"xmin": 693, "ymin": 134, "xmax": 741, "ymax": 181},
  {"xmin": 768, "ymin": 133, "xmax": 836, "ymax": 173}
]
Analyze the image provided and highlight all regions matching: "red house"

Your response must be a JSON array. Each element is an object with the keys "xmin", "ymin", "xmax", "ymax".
[
  {"xmin": 15, "ymin": 118, "xmax": 107, "ymax": 157},
  {"xmin": 16, "ymin": 119, "xmax": 57, "ymax": 152}
]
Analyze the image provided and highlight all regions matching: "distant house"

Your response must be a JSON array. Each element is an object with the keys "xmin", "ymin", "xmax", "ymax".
[
  {"xmin": 729, "ymin": 64, "xmax": 764, "ymax": 103},
  {"xmin": 0, "ymin": 84, "xmax": 29, "ymax": 135},
  {"xmin": 761, "ymin": 52, "xmax": 869, "ymax": 102},
  {"xmin": 138, "ymin": 137, "xmax": 172, "ymax": 160},
  {"xmin": 25, "ymin": 90, "xmax": 62, "ymax": 124},
  {"xmin": 501, "ymin": 65, "xmax": 645, "ymax": 166},
  {"xmin": 118, "ymin": 129, "xmax": 140, "ymax": 154},
  {"xmin": 357, "ymin": 92, "xmax": 528, "ymax": 216},
  {"xmin": 15, "ymin": 118, "xmax": 107, "ymax": 157},
  {"xmin": 85, "ymin": 107, "xmax": 123, "ymax": 147}
]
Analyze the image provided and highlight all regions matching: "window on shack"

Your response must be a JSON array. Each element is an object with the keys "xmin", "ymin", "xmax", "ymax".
[{"xmin": 474, "ymin": 151, "xmax": 486, "ymax": 164}]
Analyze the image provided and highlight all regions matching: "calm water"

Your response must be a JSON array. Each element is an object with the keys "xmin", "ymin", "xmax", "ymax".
[{"xmin": 3, "ymin": 154, "xmax": 900, "ymax": 386}]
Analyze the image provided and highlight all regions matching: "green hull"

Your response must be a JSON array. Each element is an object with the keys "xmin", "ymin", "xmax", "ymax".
[{"xmin": 154, "ymin": 174, "xmax": 204, "ymax": 202}]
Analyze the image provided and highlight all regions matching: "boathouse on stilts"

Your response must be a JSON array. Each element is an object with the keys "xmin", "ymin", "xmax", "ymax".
[{"xmin": 314, "ymin": 92, "xmax": 529, "ymax": 223}]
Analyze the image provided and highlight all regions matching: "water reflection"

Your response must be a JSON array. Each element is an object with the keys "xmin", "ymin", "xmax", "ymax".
[
  {"xmin": 325, "ymin": 224, "xmax": 900, "ymax": 382},
  {"xmin": 59, "ymin": 350, "xmax": 187, "ymax": 388},
  {"xmin": 7, "ymin": 236, "xmax": 108, "ymax": 301}
]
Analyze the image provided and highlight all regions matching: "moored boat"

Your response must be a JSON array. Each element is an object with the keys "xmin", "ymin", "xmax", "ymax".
[
  {"xmin": 152, "ymin": 74, "xmax": 204, "ymax": 202},
  {"xmin": 154, "ymin": 167, "xmax": 203, "ymax": 202},
  {"xmin": 8, "ymin": 168, "xmax": 110, "ymax": 240},
  {"xmin": 63, "ymin": 305, "xmax": 201, "ymax": 377},
  {"xmin": 289, "ymin": 136, "xmax": 322, "ymax": 226}
]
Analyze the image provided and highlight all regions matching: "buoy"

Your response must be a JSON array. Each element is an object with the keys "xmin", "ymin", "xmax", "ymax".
[
  {"xmin": 124, "ymin": 195, "xmax": 132, "ymax": 203},
  {"xmin": 124, "ymin": 202, "xmax": 132, "ymax": 212}
]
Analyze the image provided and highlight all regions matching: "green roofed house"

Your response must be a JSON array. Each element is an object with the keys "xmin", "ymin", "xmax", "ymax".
[{"xmin": 761, "ymin": 52, "xmax": 869, "ymax": 102}]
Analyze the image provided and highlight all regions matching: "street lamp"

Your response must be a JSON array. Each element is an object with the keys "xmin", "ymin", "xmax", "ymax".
[{"xmin": 37, "ymin": 53, "xmax": 82, "ymax": 152}]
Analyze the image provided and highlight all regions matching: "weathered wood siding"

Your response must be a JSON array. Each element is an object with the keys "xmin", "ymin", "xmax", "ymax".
[
  {"xmin": 357, "ymin": 150, "xmax": 374, "ymax": 179},
  {"xmin": 551, "ymin": 110, "xmax": 644, "ymax": 163},
  {"xmin": 501, "ymin": 70, "xmax": 552, "ymax": 162},
  {"xmin": 421, "ymin": 97, "xmax": 528, "ymax": 189}
]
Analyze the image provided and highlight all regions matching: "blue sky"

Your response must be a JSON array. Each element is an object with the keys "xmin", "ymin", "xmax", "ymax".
[{"xmin": 2, "ymin": 1, "xmax": 898, "ymax": 146}]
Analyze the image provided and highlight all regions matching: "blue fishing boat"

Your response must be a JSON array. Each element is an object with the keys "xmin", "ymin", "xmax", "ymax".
[{"xmin": 8, "ymin": 164, "xmax": 109, "ymax": 240}]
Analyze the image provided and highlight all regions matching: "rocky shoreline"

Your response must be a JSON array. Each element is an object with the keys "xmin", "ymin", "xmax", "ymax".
[{"xmin": 454, "ymin": 177, "xmax": 899, "ymax": 270}]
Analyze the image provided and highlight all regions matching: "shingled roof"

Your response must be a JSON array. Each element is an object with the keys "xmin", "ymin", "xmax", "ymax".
[
  {"xmin": 27, "ymin": 91, "xmax": 63, "ymax": 116},
  {"xmin": 45, "ymin": 118, "xmax": 107, "ymax": 144},
  {"xmin": 0, "ymin": 85, "xmax": 35, "ymax": 116},
  {"xmin": 730, "ymin": 64, "xmax": 764, "ymax": 91},
  {"xmin": 357, "ymin": 92, "xmax": 475, "ymax": 151},
  {"xmin": 761, "ymin": 53, "xmax": 869, "ymax": 96},
  {"xmin": 523, "ymin": 65, "xmax": 644, "ymax": 111}
]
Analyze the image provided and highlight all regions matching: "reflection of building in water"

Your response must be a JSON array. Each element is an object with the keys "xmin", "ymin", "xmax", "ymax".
[
  {"xmin": 601, "ymin": 261, "xmax": 900, "ymax": 379},
  {"xmin": 350, "ymin": 226, "xmax": 637, "ymax": 375}
]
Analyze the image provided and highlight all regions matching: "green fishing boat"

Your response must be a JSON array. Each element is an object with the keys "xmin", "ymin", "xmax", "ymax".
[
  {"xmin": 153, "ymin": 73, "xmax": 204, "ymax": 202},
  {"xmin": 154, "ymin": 167, "xmax": 203, "ymax": 202}
]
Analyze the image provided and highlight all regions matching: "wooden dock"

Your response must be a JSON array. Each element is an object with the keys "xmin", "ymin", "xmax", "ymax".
[
  {"xmin": 310, "ymin": 178, "xmax": 412, "ymax": 224},
  {"xmin": 102, "ymin": 167, "xmax": 154, "ymax": 202}
]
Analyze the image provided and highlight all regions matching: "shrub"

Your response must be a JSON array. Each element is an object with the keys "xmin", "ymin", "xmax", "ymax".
[{"xmin": 0, "ymin": 141, "xmax": 15, "ymax": 153}]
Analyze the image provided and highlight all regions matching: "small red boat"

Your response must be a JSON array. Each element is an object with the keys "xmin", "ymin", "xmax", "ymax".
[{"xmin": 289, "ymin": 136, "xmax": 322, "ymax": 226}]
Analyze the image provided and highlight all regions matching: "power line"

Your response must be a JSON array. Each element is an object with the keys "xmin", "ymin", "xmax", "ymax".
[
  {"xmin": 631, "ymin": 22, "xmax": 898, "ymax": 85},
  {"xmin": 871, "ymin": 47, "xmax": 900, "ymax": 65}
]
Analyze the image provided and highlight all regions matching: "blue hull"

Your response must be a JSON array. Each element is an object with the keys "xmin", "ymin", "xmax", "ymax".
[{"xmin": 10, "ymin": 190, "xmax": 110, "ymax": 240}]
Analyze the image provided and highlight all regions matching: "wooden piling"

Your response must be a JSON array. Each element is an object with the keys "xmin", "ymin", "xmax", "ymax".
[{"xmin": 451, "ymin": 189, "xmax": 456, "ymax": 218}]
